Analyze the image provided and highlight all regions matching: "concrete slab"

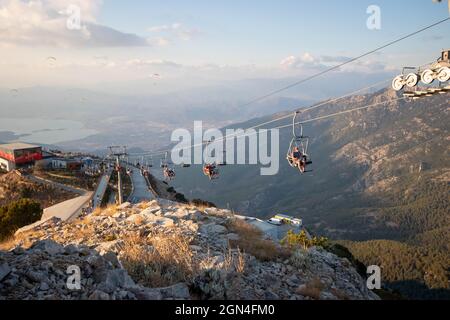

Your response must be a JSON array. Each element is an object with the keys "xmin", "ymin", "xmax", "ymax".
[{"xmin": 41, "ymin": 192, "xmax": 93, "ymax": 222}]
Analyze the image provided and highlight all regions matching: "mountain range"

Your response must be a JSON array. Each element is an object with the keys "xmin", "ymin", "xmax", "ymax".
[{"xmin": 165, "ymin": 89, "xmax": 449, "ymax": 299}]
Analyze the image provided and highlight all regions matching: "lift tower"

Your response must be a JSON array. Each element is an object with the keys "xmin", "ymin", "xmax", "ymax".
[{"xmin": 108, "ymin": 146, "xmax": 128, "ymax": 205}]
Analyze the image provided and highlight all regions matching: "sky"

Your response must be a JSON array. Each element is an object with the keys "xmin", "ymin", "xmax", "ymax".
[{"xmin": 0, "ymin": 0, "xmax": 449, "ymax": 90}]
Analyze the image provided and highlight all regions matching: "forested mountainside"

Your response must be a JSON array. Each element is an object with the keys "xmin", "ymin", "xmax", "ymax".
[{"xmin": 168, "ymin": 89, "xmax": 449, "ymax": 299}]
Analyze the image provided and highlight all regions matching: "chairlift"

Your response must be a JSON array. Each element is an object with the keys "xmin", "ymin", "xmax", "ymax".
[
  {"xmin": 203, "ymin": 163, "xmax": 219, "ymax": 180},
  {"xmin": 286, "ymin": 112, "xmax": 312, "ymax": 174}
]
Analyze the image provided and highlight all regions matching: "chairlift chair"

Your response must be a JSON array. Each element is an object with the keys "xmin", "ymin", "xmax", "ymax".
[{"xmin": 286, "ymin": 112, "xmax": 312, "ymax": 174}]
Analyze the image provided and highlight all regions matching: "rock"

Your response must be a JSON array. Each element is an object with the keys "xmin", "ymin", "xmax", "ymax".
[
  {"xmin": 200, "ymin": 223, "xmax": 227, "ymax": 234},
  {"xmin": 159, "ymin": 283, "xmax": 190, "ymax": 300},
  {"xmin": 264, "ymin": 290, "xmax": 280, "ymax": 300},
  {"xmin": 130, "ymin": 287, "xmax": 163, "ymax": 300},
  {"xmin": 0, "ymin": 200, "xmax": 380, "ymax": 301},
  {"xmin": 0, "ymin": 263, "xmax": 11, "ymax": 282},
  {"xmin": 105, "ymin": 269, "xmax": 135, "ymax": 289},
  {"xmin": 140, "ymin": 208, "xmax": 158, "ymax": 218},
  {"xmin": 226, "ymin": 233, "xmax": 240, "ymax": 241},
  {"xmin": 157, "ymin": 199, "xmax": 179, "ymax": 208},
  {"xmin": 152, "ymin": 217, "xmax": 174, "ymax": 228},
  {"xmin": 64, "ymin": 244, "xmax": 79, "ymax": 255},
  {"xmin": 39, "ymin": 282, "xmax": 49, "ymax": 291},
  {"xmin": 126, "ymin": 214, "xmax": 146, "ymax": 225},
  {"xmin": 32, "ymin": 240, "xmax": 64, "ymax": 255},
  {"xmin": 190, "ymin": 211, "xmax": 206, "ymax": 221},
  {"xmin": 102, "ymin": 252, "xmax": 121, "ymax": 268},
  {"xmin": 96, "ymin": 240, "xmax": 124, "ymax": 255},
  {"xmin": 286, "ymin": 274, "xmax": 300, "ymax": 287},
  {"xmin": 89, "ymin": 290, "xmax": 110, "ymax": 300},
  {"xmin": 117, "ymin": 202, "xmax": 132, "ymax": 210},
  {"xmin": 189, "ymin": 245, "xmax": 202, "ymax": 252},
  {"xmin": 320, "ymin": 291, "xmax": 338, "ymax": 300},
  {"xmin": 12, "ymin": 246, "xmax": 25, "ymax": 255},
  {"xmin": 26, "ymin": 270, "xmax": 47, "ymax": 283},
  {"xmin": 87, "ymin": 255, "xmax": 106, "ymax": 269}
]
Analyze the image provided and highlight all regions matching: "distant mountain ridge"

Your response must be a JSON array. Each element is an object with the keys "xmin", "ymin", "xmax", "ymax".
[{"xmin": 166, "ymin": 88, "xmax": 449, "ymax": 299}]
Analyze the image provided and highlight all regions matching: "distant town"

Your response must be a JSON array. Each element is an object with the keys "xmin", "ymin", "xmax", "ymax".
[{"xmin": 0, "ymin": 141, "xmax": 307, "ymax": 241}]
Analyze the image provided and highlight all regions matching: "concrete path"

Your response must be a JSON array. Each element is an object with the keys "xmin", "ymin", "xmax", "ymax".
[
  {"xmin": 92, "ymin": 169, "xmax": 112, "ymax": 208},
  {"xmin": 128, "ymin": 167, "xmax": 155, "ymax": 204}
]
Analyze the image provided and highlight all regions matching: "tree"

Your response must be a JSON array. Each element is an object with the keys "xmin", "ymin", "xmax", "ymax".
[
  {"xmin": 0, "ymin": 199, "xmax": 42, "ymax": 240},
  {"xmin": 281, "ymin": 230, "xmax": 329, "ymax": 250}
]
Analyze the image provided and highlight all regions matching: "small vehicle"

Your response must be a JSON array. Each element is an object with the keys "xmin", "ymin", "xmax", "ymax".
[{"xmin": 267, "ymin": 218, "xmax": 282, "ymax": 226}]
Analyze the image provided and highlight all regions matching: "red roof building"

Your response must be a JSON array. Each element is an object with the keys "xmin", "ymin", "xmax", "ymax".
[{"xmin": 0, "ymin": 143, "xmax": 43, "ymax": 171}]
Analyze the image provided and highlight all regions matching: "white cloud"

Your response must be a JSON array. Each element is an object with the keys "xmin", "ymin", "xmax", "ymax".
[
  {"xmin": 280, "ymin": 53, "xmax": 320, "ymax": 69},
  {"xmin": 126, "ymin": 59, "xmax": 182, "ymax": 68},
  {"xmin": 0, "ymin": 0, "xmax": 149, "ymax": 47},
  {"xmin": 280, "ymin": 52, "xmax": 388, "ymax": 73},
  {"xmin": 147, "ymin": 22, "xmax": 200, "ymax": 42}
]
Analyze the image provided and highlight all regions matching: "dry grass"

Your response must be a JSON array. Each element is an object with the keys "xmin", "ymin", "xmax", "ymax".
[
  {"xmin": 330, "ymin": 287, "xmax": 350, "ymax": 300},
  {"xmin": 0, "ymin": 229, "xmax": 45, "ymax": 251},
  {"xmin": 296, "ymin": 277, "xmax": 326, "ymax": 300},
  {"xmin": 226, "ymin": 218, "xmax": 287, "ymax": 262},
  {"xmin": 137, "ymin": 202, "xmax": 150, "ymax": 210},
  {"xmin": 91, "ymin": 207, "xmax": 103, "ymax": 216},
  {"xmin": 0, "ymin": 236, "xmax": 18, "ymax": 251},
  {"xmin": 92, "ymin": 204, "xmax": 118, "ymax": 217},
  {"xmin": 223, "ymin": 247, "xmax": 246, "ymax": 273},
  {"xmin": 121, "ymin": 232, "xmax": 198, "ymax": 288}
]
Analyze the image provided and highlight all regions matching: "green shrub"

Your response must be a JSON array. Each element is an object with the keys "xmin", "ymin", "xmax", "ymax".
[
  {"xmin": 0, "ymin": 199, "xmax": 42, "ymax": 240},
  {"xmin": 281, "ymin": 230, "xmax": 329, "ymax": 250},
  {"xmin": 190, "ymin": 199, "xmax": 217, "ymax": 208},
  {"xmin": 174, "ymin": 193, "xmax": 188, "ymax": 204}
]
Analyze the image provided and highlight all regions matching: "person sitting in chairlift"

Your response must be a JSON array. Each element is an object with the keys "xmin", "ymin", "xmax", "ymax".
[{"xmin": 292, "ymin": 147, "xmax": 306, "ymax": 173}]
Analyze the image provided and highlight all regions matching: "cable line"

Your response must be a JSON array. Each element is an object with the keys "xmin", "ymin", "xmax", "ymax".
[
  {"xmin": 238, "ymin": 17, "xmax": 450, "ymax": 108},
  {"xmin": 130, "ymin": 95, "xmax": 412, "ymax": 158},
  {"xmin": 128, "ymin": 77, "xmax": 393, "ymax": 158}
]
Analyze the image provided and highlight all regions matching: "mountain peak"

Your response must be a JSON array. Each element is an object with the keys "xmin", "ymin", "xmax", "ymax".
[{"xmin": 1, "ymin": 199, "xmax": 378, "ymax": 300}]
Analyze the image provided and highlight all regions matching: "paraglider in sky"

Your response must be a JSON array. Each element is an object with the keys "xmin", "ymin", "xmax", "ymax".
[{"xmin": 46, "ymin": 56, "xmax": 57, "ymax": 67}]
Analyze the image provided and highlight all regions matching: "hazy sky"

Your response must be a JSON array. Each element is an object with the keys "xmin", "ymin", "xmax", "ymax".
[{"xmin": 0, "ymin": 0, "xmax": 449, "ymax": 89}]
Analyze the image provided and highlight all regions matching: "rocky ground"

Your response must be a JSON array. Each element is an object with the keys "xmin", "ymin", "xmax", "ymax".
[{"xmin": 0, "ymin": 199, "xmax": 379, "ymax": 300}]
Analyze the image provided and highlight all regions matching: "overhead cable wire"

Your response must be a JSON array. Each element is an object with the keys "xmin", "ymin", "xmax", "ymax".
[{"xmin": 238, "ymin": 17, "xmax": 450, "ymax": 108}]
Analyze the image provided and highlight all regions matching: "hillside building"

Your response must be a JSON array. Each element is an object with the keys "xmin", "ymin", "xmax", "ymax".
[{"xmin": 0, "ymin": 142, "xmax": 43, "ymax": 172}]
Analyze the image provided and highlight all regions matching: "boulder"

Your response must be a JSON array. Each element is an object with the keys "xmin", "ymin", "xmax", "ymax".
[
  {"xmin": 126, "ymin": 214, "xmax": 146, "ymax": 225},
  {"xmin": 95, "ymin": 240, "xmax": 123, "ymax": 255},
  {"xmin": 32, "ymin": 240, "xmax": 65, "ymax": 255},
  {"xmin": 89, "ymin": 290, "xmax": 110, "ymax": 300},
  {"xmin": 226, "ymin": 233, "xmax": 240, "ymax": 241},
  {"xmin": 130, "ymin": 287, "xmax": 162, "ymax": 300},
  {"xmin": 0, "ymin": 263, "xmax": 11, "ymax": 282},
  {"xmin": 117, "ymin": 202, "xmax": 132, "ymax": 210},
  {"xmin": 158, "ymin": 283, "xmax": 190, "ymax": 300},
  {"xmin": 199, "ymin": 223, "xmax": 227, "ymax": 235},
  {"xmin": 152, "ymin": 217, "xmax": 174, "ymax": 228}
]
